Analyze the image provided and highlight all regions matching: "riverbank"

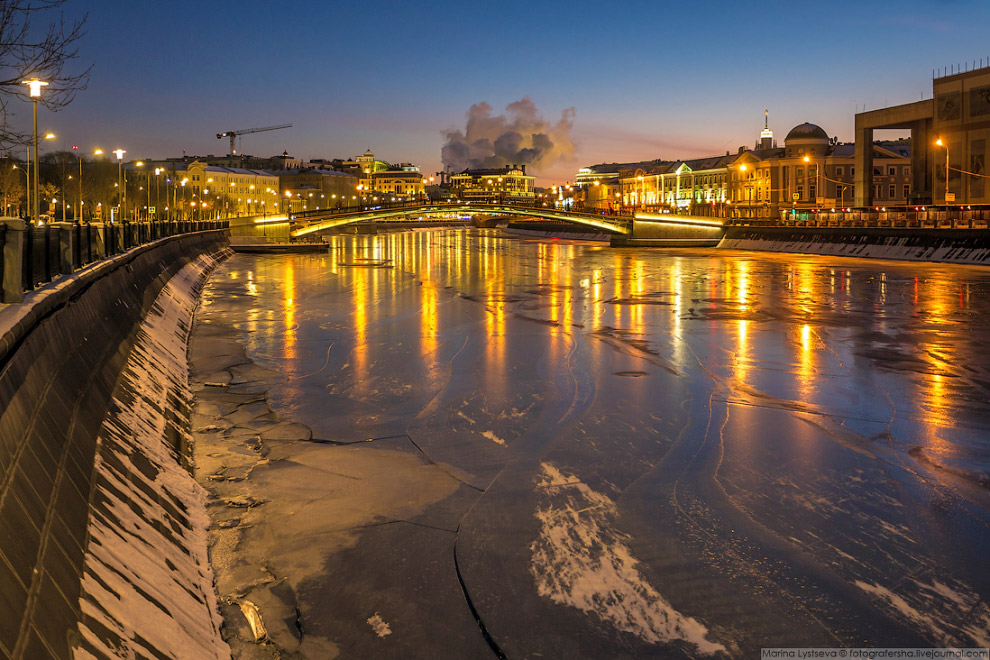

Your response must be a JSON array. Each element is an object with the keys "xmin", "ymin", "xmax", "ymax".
[
  {"xmin": 0, "ymin": 230, "xmax": 231, "ymax": 658},
  {"xmin": 718, "ymin": 225, "xmax": 990, "ymax": 265}
]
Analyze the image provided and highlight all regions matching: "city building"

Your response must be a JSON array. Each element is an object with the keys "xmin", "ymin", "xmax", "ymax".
[
  {"xmin": 183, "ymin": 161, "xmax": 280, "ymax": 218},
  {"xmin": 450, "ymin": 165, "xmax": 535, "ymax": 201},
  {"xmin": 369, "ymin": 167, "xmax": 425, "ymax": 199},
  {"xmin": 596, "ymin": 116, "xmax": 911, "ymax": 220},
  {"xmin": 279, "ymin": 168, "xmax": 361, "ymax": 213},
  {"xmin": 855, "ymin": 63, "xmax": 990, "ymax": 206}
]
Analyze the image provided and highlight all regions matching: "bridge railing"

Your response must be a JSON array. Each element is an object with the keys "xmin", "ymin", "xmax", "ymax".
[
  {"xmin": 0, "ymin": 219, "xmax": 229, "ymax": 303},
  {"xmin": 726, "ymin": 207, "xmax": 990, "ymax": 229}
]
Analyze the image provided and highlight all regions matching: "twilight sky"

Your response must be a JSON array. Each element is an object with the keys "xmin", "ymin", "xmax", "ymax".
[{"xmin": 17, "ymin": 0, "xmax": 990, "ymax": 184}]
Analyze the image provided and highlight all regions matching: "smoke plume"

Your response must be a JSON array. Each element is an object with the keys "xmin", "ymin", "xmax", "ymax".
[{"xmin": 442, "ymin": 98, "xmax": 576, "ymax": 173}]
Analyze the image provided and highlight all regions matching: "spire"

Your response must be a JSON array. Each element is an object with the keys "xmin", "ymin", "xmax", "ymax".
[{"xmin": 759, "ymin": 110, "xmax": 774, "ymax": 149}]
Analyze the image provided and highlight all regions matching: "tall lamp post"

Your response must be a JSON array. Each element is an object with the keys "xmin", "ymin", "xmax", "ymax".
[
  {"xmin": 803, "ymin": 155, "xmax": 821, "ymax": 206},
  {"xmin": 21, "ymin": 78, "xmax": 48, "ymax": 225},
  {"xmin": 113, "ymin": 148, "xmax": 126, "ymax": 222},
  {"xmin": 936, "ymin": 138, "xmax": 950, "ymax": 204}
]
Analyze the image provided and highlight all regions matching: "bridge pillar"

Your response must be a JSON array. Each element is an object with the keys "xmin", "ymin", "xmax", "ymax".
[
  {"xmin": 54, "ymin": 222, "xmax": 76, "ymax": 274},
  {"xmin": 90, "ymin": 222, "xmax": 107, "ymax": 260},
  {"xmin": 611, "ymin": 217, "xmax": 724, "ymax": 247},
  {"xmin": 1, "ymin": 218, "xmax": 25, "ymax": 303}
]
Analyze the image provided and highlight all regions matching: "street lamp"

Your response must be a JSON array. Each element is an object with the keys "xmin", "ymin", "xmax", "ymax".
[
  {"xmin": 21, "ymin": 78, "xmax": 48, "ymax": 225},
  {"xmin": 803, "ymin": 155, "xmax": 820, "ymax": 206},
  {"xmin": 113, "ymin": 148, "xmax": 126, "ymax": 222},
  {"xmin": 936, "ymin": 138, "xmax": 950, "ymax": 204}
]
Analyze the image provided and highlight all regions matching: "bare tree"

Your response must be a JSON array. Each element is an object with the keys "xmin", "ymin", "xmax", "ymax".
[
  {"xmin": 0, "ymin": 155, "xmax": 25, "ymax": 214},
  {"xmin": 82, "ymin": 158, "xmax": 116, "ymax": 221},
  {"xmin": 0, "ymin": 1, "xmax": 90, "ymax": 146}
]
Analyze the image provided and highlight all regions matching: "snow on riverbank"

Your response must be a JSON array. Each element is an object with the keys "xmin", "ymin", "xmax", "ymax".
[{"xmin": 73, "ymin": 250, "xmax": 231, "ymax": 660}]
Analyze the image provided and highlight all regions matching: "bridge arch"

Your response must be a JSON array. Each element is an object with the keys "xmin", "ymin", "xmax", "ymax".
[{"xmin": 289, "ymin": 202, "xmax": 633, "ymax": 238}]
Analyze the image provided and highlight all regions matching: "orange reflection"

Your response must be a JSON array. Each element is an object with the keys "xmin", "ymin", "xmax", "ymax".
[
  {"xmin": 283, "ymin": 259, "xmax": 297, "ymax": 363},
  {"xmin": 352, "ymin": 260, "xmax": 368, "ymax": 392},
  {"xmin": 421, "ymin": 279, "xmax": 439, "ymax": 381},
  {"xmin": 484, "ymin": 274, "xmax": 506, "ymax": 403},
  {"xmin": 735, "ymin": 319, "xmax": 750, "ymax": 386},
  {"xmin": 796, "ymin": 323, "xmax": 815, "ymax": 402},
  {"xmin": 915, "ymin": 274, "xmax": 959, "ymax": 449}
]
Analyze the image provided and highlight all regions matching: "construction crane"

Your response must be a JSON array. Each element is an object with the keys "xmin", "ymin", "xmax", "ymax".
[{"xmin": 216, "ymin": 124, "xmax": 292, "ymax": 156}]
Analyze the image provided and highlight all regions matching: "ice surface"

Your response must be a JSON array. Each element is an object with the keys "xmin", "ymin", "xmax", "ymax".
[
  {"xmin": 531, "ymin": 462, "xmax": 726, "ymax": 653},
  {"xmin": 188, "ymin": 231, "xmax": 990, "ymax": 656}
]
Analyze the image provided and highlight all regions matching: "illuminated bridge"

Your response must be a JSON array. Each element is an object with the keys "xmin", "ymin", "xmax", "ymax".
[{"xmin": 286, "ymin": 202, "xmax": 726, "ymax": 246}]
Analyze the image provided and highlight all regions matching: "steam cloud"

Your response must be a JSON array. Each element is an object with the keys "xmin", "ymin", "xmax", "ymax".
[{"xmin": 442, "ymin": 98, "xmax": 576, "ymax": 173}]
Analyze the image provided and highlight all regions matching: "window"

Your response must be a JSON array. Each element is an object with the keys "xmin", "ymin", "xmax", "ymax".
[
  {"xmin": 889, "ymin": 184, "xmax": 896, "ymax": 198},
  {"xmin": 888, "ymin": 167, "xmax": 896, "ymax": 176},
  {"xmin": 851, "ymin": 167, "xmax": 855, "ymax": 176},
  {"xmin": 903, "ymin": 166, "xmax": 911, "ymax": 176},
  {"xmin": 797, "ymin": 185, "xmax": 803, "ymax": 199},
  {"xmin": 835, "ymin": 166, "xmax": 844, "ymax": 176},
  {"xmin": 874, "ymin": 185, "xmax": 882, "ymax": 199},
  {"xmin": 873, "ymin": 167, "xmax": 883, "ymax": 176},
  {"xmin": 810, "ymin": 185, "xmax": 817, "ymax": 200},
  {"xmin": 903, "ymin": 184, "xmax": 910, "ymax": 199}
]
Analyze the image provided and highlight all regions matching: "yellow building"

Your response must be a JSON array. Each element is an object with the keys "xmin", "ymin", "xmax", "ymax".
[
  {"xmin": 279, "ymin": 168, "xmax": 361, "ymax": 213},
  {"xmin": 184, "ymin": 161, "xmax": 280, "ymax": 218},
  {"xmin": 606, "ymin": 119, "xmax": 910, "ymax": 220},
  {"xmin": 369, "ymin": 169, "xmax": 424, "ymax": 199},
  {"xmin": 450, "ymin": 165, "xmax": 535, "ymax": 201}
]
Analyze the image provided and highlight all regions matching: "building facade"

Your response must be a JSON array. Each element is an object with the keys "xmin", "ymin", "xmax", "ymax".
[
  {"xmin": 450, "ymin": 165, "xmax": 536, "ymax": 201},
  {"xmin": 369, "ymin": 169, "xmax": 425, "ymax": 199},
  {"xmin": 183, "ymin": 161, "xmax": 280, "ymax": 218},
  {"xmin": 593, "ymin": 118, "xmax": 911, "ymax": 220},
  {"xmin": 855, "ymin": 64, "xmax": 990, "ymax": 206},
  {"xmin": 279, "ymin": 168, "xmax": 361, "ymax": 213}
]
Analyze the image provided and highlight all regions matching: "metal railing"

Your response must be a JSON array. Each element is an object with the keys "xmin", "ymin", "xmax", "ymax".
[
  {"xmin": 0, "ymin": 219, "xmax": 229, "ymax": 303},
  {"xmin": 726, "ymin": 207, "xmax": 990, "ymax": 229}
]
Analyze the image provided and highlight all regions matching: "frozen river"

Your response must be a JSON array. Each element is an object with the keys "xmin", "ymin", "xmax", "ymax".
[{"xmin": 190, "ymin": 229, "xmax": 990, "ymax": 658}]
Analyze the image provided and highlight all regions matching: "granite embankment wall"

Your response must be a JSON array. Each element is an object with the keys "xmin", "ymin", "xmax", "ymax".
[
  {"xmin": 718, "ymin": 226, "xmax": 990, "ymax": 265},
  {"xmin": 0, "ymin": 231, "xmax": 230, "ymax": 660}
]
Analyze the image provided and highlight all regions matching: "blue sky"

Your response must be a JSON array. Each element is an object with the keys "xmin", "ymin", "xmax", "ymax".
[{"xmin": 21, "ymin": 0, "xmax": 990, "ymax": 183}]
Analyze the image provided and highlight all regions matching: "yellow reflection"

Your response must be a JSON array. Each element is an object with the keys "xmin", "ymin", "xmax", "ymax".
[
  {"xmin": 793, "ymin": 261, "xmax": 816, "ymax": 316},
  {"xmin": 421, "ymin": 279, "xmax": 438, "ymax": 381},
  {"xmin": 283, "ymin": 260, "xmax": 296, "ymax": 363},
  {"xmin": 735, "ymin": 319, "xmax": 750, "ymax": 385},
  {"xmin": 591, "ymin": 268, "xmax": 603, "ymax": 331},
  {"xmin": 352, "ymin": 261, "xmax": 368, "ymax": 391},
  {"xmin": 796, "ymin": 323, "xmax": 815, "ymax": 401},
  {"xmin": 484, "ymin": 275, "xmax": 506, "ymax": 403},
  {"xmin": 561, "ymin": 245, "xmax": 574, "ymax": 332},
  {"xmin": 629, "ymin": 258, "xmax": 644, "ymax": 336},
  {"xmin": 735, "ymin": 260, "xmax": 750, "ymax": 310},
  {"xmin": 915, "ymin": 274, "xmax": 961, "ymax": 450},
  {"xmin": 670, "ymin": 259, "xmax": 686, "ymax": 369}
]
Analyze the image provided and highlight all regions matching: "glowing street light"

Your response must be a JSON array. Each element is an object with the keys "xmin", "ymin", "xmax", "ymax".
[
  {"xmin": 935, "ymin": 138, "xmax": 950, "ymax": 204},
  {"xmin": 21, "ymin": 78, "xmax": 48, "ymax": 225},
  {"xmin": 113, "ymin": 148, "xmax": 126, "ymax": 222}
]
